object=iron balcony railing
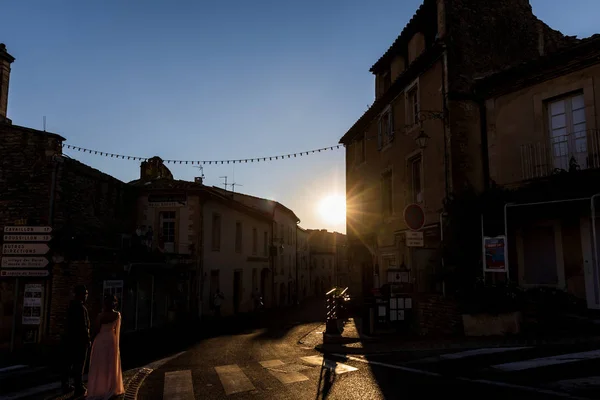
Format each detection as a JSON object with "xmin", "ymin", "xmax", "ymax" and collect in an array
[{"xmin": 520, "ymin": 129, "xmax": 600, "ymax": 180}]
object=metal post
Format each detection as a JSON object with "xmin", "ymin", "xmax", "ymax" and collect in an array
[
  {"xmin": 9, "ymin": 278, "xmax": 19, "ymax": 353},
  {"xmin": 134, "ymin": 280, "xmax": 139, "ymax": 331},
  {"xmin": 150, "ymin": 275, "xmax": 155, "ymax": 327},
  {"xmin": 481, "ymin": 214, "xmax": 486, "ymax": 283}
]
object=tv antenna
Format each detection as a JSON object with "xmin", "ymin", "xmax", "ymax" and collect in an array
[
  {"xmin": 196, "ymin": 166, "xmax": 205, "ymax": 178},
  {"xmin": 231, "ymin": 182, "xmax": 243, "ymax": 193},
  {"xmin": 220, "ymin": 176, "xmax": 229, "ymax": 190}
]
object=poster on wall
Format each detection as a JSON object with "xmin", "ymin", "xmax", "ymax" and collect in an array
[
  {"xmin": 103, "ymin": 280, "xmax": 124, "ymax": 311},
  {"xmin": 483, "ymin": 236, "xmax": 508, "ymax": 273},
  {"xmin": 22, "ymin": 284, "xmax": 43, "ymax": 325}
]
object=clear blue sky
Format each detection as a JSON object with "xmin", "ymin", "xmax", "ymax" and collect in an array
[{"xmin": 1, "ymin": 0, "xmax": 598, "ymax": 233}]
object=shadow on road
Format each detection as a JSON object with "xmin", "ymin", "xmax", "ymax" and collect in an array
[
  {"xmin": 250, "ymin": 298, "xmax": 325, "ymax": 342},
  {"xmin": 315, "ymin": 358, "xmax": 337, "ymax": 400}
]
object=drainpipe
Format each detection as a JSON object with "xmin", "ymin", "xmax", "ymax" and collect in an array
[
  {"xmin": 295, "ymin": 227, "xmax": 299, "ymax": 304},
  {"xmin": 591, "ymin": 193, "xmax": 600, "ymax": 303},
  {"xmin": 503, "ymin": 202, "xmax": 512, "ymax": 282},
  {"xmin": 44, "ymin": 155, "xmax": 61, "ymax": 338},
  {"xmin": 478, "ymin": 97, "xmax": 491, "ymax": 191}
]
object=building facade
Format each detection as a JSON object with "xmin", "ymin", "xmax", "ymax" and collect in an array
[
  {"xmin": 340, "ymin": 0, "xmax": 583, "ymax": 302},
  {"xmin": 475, "ymin": 35, "xmax": 600, "ymax": 309}
]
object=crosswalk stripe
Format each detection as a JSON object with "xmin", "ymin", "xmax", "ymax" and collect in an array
[
  {"xmin": 259, "ymin": 360, "xmax": 309, "ymax": 384},
  {"xmin": 300, "ymin": 355, "xmax": 358, "ymax": 374},
  {"xmin": 163, "ymin": 370, "xmax": 194, "ymax": 400},
  {"xmin": 214, "ymin": 364, "xmax": 256, "ymax": 395},
  {"xmin": 491, "ymin": 349, "xmax": 600, "ymax": 372}
]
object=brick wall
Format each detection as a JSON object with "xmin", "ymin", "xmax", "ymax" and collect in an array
[{"xmin": 415, "ymin": 294, "xmax": 462, "ymax": 336}]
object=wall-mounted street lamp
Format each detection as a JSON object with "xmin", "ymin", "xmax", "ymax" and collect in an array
[{"xmin": 415, "ymin": 130, "xmax": 430, "ymax": 149}]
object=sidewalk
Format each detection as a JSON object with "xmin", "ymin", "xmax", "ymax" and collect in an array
[{"xmin": 302, "ymin": 318, "xmax": 600, "ymax": 355}]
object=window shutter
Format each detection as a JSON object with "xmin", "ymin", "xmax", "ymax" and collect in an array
[
  {"xmin": 377, "ymin": 118, "xmax": 383, "ymax": 150},
  {"xmin": 389, "ymin": 107, "xmax": 395, "ymax": 141}
]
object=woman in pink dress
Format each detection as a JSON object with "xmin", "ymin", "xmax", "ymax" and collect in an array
[{"xmin": 87, "ymin": 295, "xmax": 124, "ymax": 400}]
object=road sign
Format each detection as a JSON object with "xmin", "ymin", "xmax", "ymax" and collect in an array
[
  {"xmin": 3, "ymin": 226, "xmax": 52, "ymax": 233},
  {"xmin": 3, "ymin": 234, "xmax": 51, "ymax": 242},
  {"xmin": 405, "ymin": 231, "xmax": 424, "ymax": 247},
  {"xmin": 1, "ymin": 257, "xmax": 49, "ymax": 268},
  {"xmin": 1, "ymin": 270, "xmax": 49, "ymax": 277},
  {"xmin": 2, "ymin": 243, "xmax": 50, "ymax": 255},
  {"xmin": 403, "ymin": 203, "xmax": 425, "ymax": 231}
]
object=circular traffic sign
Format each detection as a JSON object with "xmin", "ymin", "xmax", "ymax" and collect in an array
[{"xmin": 404, "ymin": 203, "xmax": 425, "ymax": 231}]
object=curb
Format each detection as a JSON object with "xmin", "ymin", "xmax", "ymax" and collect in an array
[
  {"xmin": 313, "ymin": 335, "xmax": 600, "ymax": 356},
  {"xmin": 297, "ymin": 323, "xmax": 325, "ymax": 347}
]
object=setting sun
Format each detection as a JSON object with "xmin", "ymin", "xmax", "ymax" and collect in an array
[{"xmin": 318, "ymin": 194, "xmax": 346, "ymax": 225}]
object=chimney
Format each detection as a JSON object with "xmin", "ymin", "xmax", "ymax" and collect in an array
[
  {"xmin": 194, "ymin": 176, "xmax": 204, "ymax": 184},
  {"xmin": 0, "ymin": 44, "xmax": 15, "ymax": 123}
]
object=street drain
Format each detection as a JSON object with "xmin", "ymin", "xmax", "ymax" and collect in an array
[{"xmin": 124, "ymin": 367, "xmax": 153, "ymax": 400}]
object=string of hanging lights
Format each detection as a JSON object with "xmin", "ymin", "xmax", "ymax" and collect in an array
[{"xmin": 60, "ymin": 143, "xmax": 345, "ymax": 165}]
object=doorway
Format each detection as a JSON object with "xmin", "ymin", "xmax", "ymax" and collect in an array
[
  {"xmin": 233, "ymin": 270, "xmax": 242, "ymax": 314},
  {"xmin": 581, "ymin": 217, "xmax": 600, "ymax": 309}
]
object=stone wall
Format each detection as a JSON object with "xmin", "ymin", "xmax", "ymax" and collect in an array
[
  {"xmin": 47, "ymin": 261, "xmax": 94, "ymax": 343},
  {"xmin": 446, "ymin": 0, "xmax": 578, "ymax": 93},
  {"xmin": 53, "ymin": 157, "xmax": 137, "ymax": 252},
  {"xmin": 0, "ymin": 123, "xmax": 63, "ymax": 228},
  {"xmin": 416, "ymin": 294, "xmax": 462, "ymax": 336}
]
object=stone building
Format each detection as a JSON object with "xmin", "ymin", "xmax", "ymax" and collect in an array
[
  {"xmin": 306, "ymin": 229, "xmax": 347, "ymax": 295},
  {"xmin": 0, "ymin": 43, "xmax": 136, "ymax": 352},
  {"xmin": 296, "ymin": 226, "xmax": 310, "ymax": 301},
  {"xmin": 338, "ymin": 0, "xmax": 593, "ymax": 333},
  {"xmin": 210, "ymin": 187, "xmax": 301, "ymax": 308},
  {"xmin": 475, "ymin": 35, "xmax": 600, "ymax": 309}
]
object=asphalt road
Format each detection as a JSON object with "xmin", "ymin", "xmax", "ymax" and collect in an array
[{"xmin": 136, "ymin": 303, "xmax": 574, "ymax": 400}]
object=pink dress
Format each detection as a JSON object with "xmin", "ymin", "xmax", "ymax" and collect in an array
[{"xmin": 87, "ymin": 313, "xmax": 124, "ymax": 400}]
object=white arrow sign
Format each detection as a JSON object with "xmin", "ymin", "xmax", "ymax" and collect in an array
[
  {"xmin": 0, "ymin": 270, "xmax": 49, "ymax": 278},
  {"xmin": 3, "ymin": 235, "xmax": 51, "ymax": 242},
  {"xmin": 2, "ymin": 243, "xmax": 50, "ymax": 255},
  {"xmin": 3, "ymin": 226, "xmax": 52, "ymax": 233},
  {"xmin": 1, "ymin": 257, "xmax": 49, "ymax": 268}
]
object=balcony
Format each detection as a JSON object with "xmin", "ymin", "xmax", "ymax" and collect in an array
[{"xmin": 520, "ymin": 129, "xmax": 600, "ymax": 180}]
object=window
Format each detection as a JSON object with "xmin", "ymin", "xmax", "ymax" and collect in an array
[
  {"xmin": 212, "ymin": 213, "xmax": 221, "ymax": 251},
  {"xmin": 235, "ymin": 221, "xmax": 243, "ymax": 253},
  {"xmin": 410, "ymin": 155, "xmax": 423, "ymax": 203},
  {"xmin": 406, "ymin": 84, "xmax": 420, "ymax": 127},
  {"xmin": 280, "ymin": 225, "xmax": 284, "ymax": 244},
  {"xmin": 548, "ymin": 93, "xmax": 587, "ymax": 170},
  {"xmin": 381, "ymin": 71, "xmax": 391, "ymax": 94},
  {"xmin": 263, "ymin": 231, "xmax": 268, "ymax": 256},
  {"xmin": 377, "ymin": 107, "xmax": 394, "ymax": 149},
  {"xmin": 328, "ymin": 259, "xmax": 332, "ymax": 269},
  {"xmin": 252, "ymin": 228, "xmax": 258, "ymax": 255},
  {"xmin": 381, "ymin": 170, "xmax": 393, "ymax": 216},
  {"xmin": 159, "ymin": 211, "xmax": 176, "ymax": 253},
  {"xmin": 355, "ymin": 133, "xmax": 366, "ymax": 164}
]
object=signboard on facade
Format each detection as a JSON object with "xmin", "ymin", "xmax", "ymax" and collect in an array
[
  {"xmin": 483, "ymin": 236, "xmax": 508, "ymax": 272},
  {"xmin": 1, "ymin": 270, "xmax": 49, "ymax": 277},
  {"xmin": 403, "ymin": 203, "xmax": 425, "ymax": 231},
  {"xmin": 405, "ymin": 231, "xmax": 424, "ymax": 247},
  {"xmin": 148, "ymin": 194, "xmax": 186, "ymax": 208},
  {"xmin": 2, "ymin": 243, "xmax": 50, "ymax": 255},
  {"xmin": 1, "ymin": 257, "xmax": 49, "ymax": 268},
  {"xmin": 4, "ymin": 226, "xmax": 52, "ymax": 233},
  {"xmin": 3, "ymin": 234, "xmax": 52, "ymax": 242},
  {"xmin": 22, "ymin": 284, "xmax": 43, "ymax": 325},
  {"xmin": 103, "ymin": 280, "xmax": 124, "ymax": 311}
]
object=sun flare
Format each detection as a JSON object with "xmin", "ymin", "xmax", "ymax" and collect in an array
[{"xmin": 318, "ymin": 194, "xmax": 346, "ymax": 225}]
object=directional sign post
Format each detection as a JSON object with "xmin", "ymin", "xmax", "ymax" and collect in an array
[
  {"xmin": 3, "ymin": 234, "xmax": 52, "ymax": 242},
  {"xmin": 2, "ymin": 243, "xmax": 50, "ymax": 255},
  {"xmin": 1, "ymin": 257, "xmax": 50, "ymax": 268},
  {"xmin": 3, "ymin": 226, "xmax": 52, "ymax": 234},
  {"xmin": 1, "ymin": 270, "xmax": 49, "ymax": 277}
]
